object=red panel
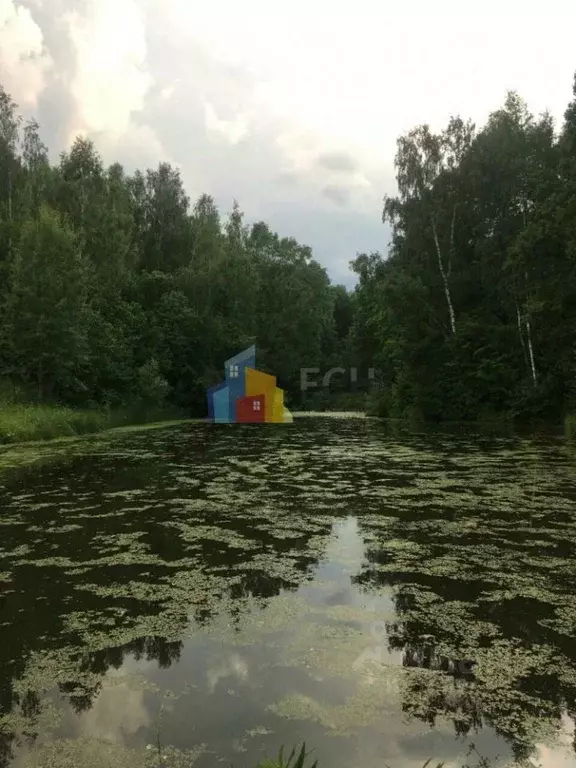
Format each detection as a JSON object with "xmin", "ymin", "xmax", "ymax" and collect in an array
[{"xmin": 236, "ymin": 394, "xmax": 265, "ymax": 423}]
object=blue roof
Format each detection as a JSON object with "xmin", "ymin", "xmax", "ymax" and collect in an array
[{"xmin": 224, "ymin": 345, "xmax": 256, "ymax": 369}]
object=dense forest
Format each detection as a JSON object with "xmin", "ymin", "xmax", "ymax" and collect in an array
[
  {"xmin": 354, "ymin": 75, "xmax": 576, "ymax": 423},
  {"xmin": 0, "ymin": 84, "xmax": 354, "ymax": 416},
  {"xmin": 1, "ymin": 74, "xmax": 576, "ymax": 423}
]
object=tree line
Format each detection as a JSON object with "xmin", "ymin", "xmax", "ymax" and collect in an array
[
  {"xmin": 352, "ymin": 75, "xmax": 576, "ymax": 422},
  {"xmin": 1, "ymin": 74, "xmax": 576, "ymax": 422},
  {"xmin": 0, "ymin": 84, "xmax": 354, "ymax": 415}
]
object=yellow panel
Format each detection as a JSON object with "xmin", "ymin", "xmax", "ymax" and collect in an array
[
  {"xmin": 244, "ymin": 369, "xmax": 290, "ymax": 423},
  {"xmin": 246, "ymin": 368, "xmax": 277, "ymax": 421},
  {"xmin": 271, "ymin": 388, "xmax": 285, "ymax": 423}
]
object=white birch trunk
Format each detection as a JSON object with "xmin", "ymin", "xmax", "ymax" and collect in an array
[
  {"xmin": 431, "ymin": 217, "xmax": 456, "ymax": 334},
  {"xmin": 448, "ymin": 204, "xmax": 456, "ymax": 278},
  {"xmin": 523, "ymin": 271, "xmax": 537, "ymax": 385},
  {"xmin": 515, "ymin": 300, "xmax": 529, "ymax": 370},
  {"xmin": 525, "ymin": 317, "xmax": 537, "ymax": 385}
]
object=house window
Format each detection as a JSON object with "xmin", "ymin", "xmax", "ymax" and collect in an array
[
  {"xmin": 253, "ymin": 401, "xmax": 261, "ymax": 411},
  {"xmin": 229, "ymin": 364, "xmax": 239, "ymax": 378}
]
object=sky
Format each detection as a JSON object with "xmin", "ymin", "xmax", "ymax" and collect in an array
[{"xmin": 1, "ymin": 0, "xmax": 576, "ymax": 286}]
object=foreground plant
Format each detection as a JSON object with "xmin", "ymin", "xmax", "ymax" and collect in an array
[
  {"xmin": 254, "ymin": 745, "xmax": 507, "ymax": 768},
  {"xmin": 256, "ymin": 746, "xmax": 453, "ymax": 768},
  {"xmin": 256, "ymin": 743, "xmax": 318, "ymax": 768}
]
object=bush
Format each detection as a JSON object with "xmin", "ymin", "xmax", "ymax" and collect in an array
[{"xmin": 134, "ymin": 358, "xmax": 171, "ymax": 406}]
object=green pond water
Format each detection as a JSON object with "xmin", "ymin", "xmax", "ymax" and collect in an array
[{"xmin": 1, "ymin": 417, "xmax": 576, "ymax": 768}]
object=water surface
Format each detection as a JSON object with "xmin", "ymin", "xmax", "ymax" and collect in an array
[{"xmin": 1, "ymin": 417, "xmax": 576, "ymax": 768}]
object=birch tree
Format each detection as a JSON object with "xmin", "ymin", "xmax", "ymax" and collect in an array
[
  {"xmin": 0, "ymin": 86, "xmax": 21, "ymax": 267},
  {"xmin": 383, "ymin": 119, "xmax": 474, "ymax": 335}
]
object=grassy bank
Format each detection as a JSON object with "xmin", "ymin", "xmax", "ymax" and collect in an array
[{"xmin": 0, "ymin": 403, "xmax": 190, "ymax": 445}]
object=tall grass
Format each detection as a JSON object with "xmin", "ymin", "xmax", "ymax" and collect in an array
[
  {"xmin": 0, "ymin": 402, "xmax": 189, "ymax": 445},
  {"xmin": 0, "ymin": 404, "xmax": 110, "ymax": 444},
  {"xmin": 565, "ymin": 413, "xmax": 576, "ymax": 439}
]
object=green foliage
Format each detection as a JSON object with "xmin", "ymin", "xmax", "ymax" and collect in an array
[
  {"xmin": 255, "ymin": 750, "xmax": 465, "ymax": 768},
  {"xmin": 2, "ymin": 71, "xmax": 576, "ymax": 427},
  {"xmin": 0, "ymin": 402, "xmax": 188, "ymax": 444},
  {"xmin": 417, "ymin": 762, "xmax": 445, "ymax": 768},
  {"xmin": 3, "ymin": 205, "xmax": 92, "ymax": 402},
  {"xmin": 353, "ymin": 73, "xmax": 576, "ymax": 423},
  {"xmin": 135, "ymin": 357, "xmax": 170, "ymax": 403},
  {"xmin": 0, "ymin": 83, "xmax": 347, "ymax": 424},
  {"xmin": 256, "ymin": 743, "xmax": 318, "ymax": 768}
]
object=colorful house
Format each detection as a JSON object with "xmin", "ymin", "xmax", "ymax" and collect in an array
[{"xmin": 206, "ymin": 346, "xmax": 292, "ymax": 424}]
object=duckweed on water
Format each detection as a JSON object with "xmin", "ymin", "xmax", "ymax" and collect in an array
[{"xmin": 1, "ymin": 420, "xmax": 576, "ymax": 767}]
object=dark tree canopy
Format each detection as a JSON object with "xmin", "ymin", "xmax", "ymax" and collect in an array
[
  {"xmin": 2, "ymin": 72, "xmax": 576, "ymax": 423},
  {"xmin": 353, "ymin": 76, "xmax": 576, "ymax": 422},
  {"xmin": 0, "ymin": 83, "xmax": 344, "ymax": 414}
]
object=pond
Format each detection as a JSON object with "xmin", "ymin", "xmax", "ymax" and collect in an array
[{"xmin": 1, "ymin": 416, "xmax": 576, "ymax": 768}]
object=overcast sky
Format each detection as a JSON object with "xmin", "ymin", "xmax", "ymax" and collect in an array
[{"xmin": 1, "ymin": 0, "xmax": 576, "ymax": 285}]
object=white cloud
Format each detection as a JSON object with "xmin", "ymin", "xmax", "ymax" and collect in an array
[
  {"xmin": 0, "ymin": 0, "xmax": 52, "ymax": 105},
  {"xmin": 63, "ymin": 0, "xmax": 153, "ymax": 141},
  {"xmin": 2, "ymin": 0, "xmax": 576, "ymax": 283},
  {"xmin": 533, "ymin": 712, "xmax": 576, "ymax": 768},
  {"xmin": 165, "ymin": 0, "xmax": 576, "ymax": 163},
  {"xmin": 95, "ymin": 122, "xmax": 171, "ymax": 171},
  {"xmin": 204, "ymin": 101, "xmax": 250, "ymax": 145},
  {"xmin": 206, "ymin": 653, "xmax": 249, "ymax": 693},
  {"xmin": 160, "ymin": 81, "xmax": 179, "ymax": 100},
  {"xmin": 78, "ymin": 677, "xmax": 151, "ymax": 742}
]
